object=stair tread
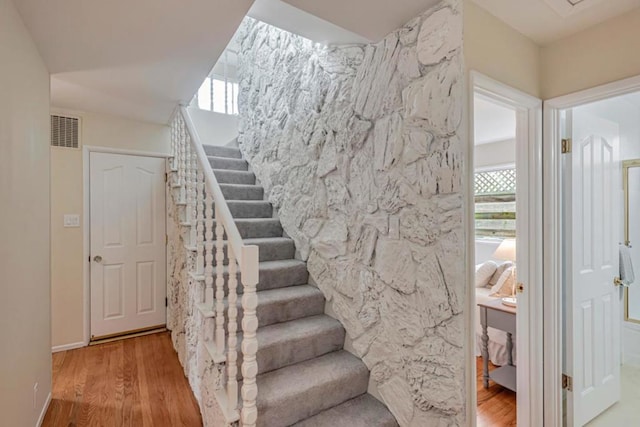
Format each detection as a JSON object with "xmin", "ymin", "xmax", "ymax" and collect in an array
[
  {"xmin": 218, "ymin": 258, "xmax": 305, "ymax": 272},
  {"xmin": 208, "ymin": 156, "xmax": 248, "ymax": 171},
  {"xmin": 225, "ymin": 200, "xmax": 270, "ymax": 205},
  {"xmin": 213, "ymin": 169, "xmax": 253, "ymax": 175},
  {"xmin": 223, "ymin": 218, "xmax": 280, "ymax": 225},
  {"xmin": 241, "ymin": 237, "xmax": 293, "ymax": 245},
  {"xmin": 253, "ymin": 350, "xmax": 369, "ymax": 426},
  {"xmin": 254, "ymin": 285, "xmax": 324, "ymax": 328},
  {"xmin": 213, "ymin": 169, "xmax": 255, "ymax": 185},
  {"xmin": 257, "ymin": 314, "xmax": 342, "ymax": 349},
  {"xmin": 292, "ymin": 394, "xmax": 399, "ymax": 427},
  {"xmin": 256, "ymin": 350, "xmax": 366, "ymax": 395},
  {"xmin": 255, "ymin": 284, "xmax": 323, "ymax": 306},
  {"xmin": 216, "ymin": 259, "xmax": 308, "ymax": 291},
  {"xmin": 219, "ymin": 183, "xmax": 262, "ymax": 189},
  {"xmin": 203, "ymin": 145, "xmax": 242, "ymax": 159}
]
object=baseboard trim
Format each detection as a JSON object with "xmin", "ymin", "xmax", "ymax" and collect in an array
[
  {"xmin": 52, "ymin": 341, "xmax": 86, "ymax": 353},
  {"xmin": 36, "ymin": 392, "xmax": 51, "ymax": 426}
]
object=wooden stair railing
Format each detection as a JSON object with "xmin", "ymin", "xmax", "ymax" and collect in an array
[{"xmin": 170, "ymin": 106, "xmax": 259, "ymax": 426}]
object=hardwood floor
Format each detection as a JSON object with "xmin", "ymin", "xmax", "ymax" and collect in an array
[
  {"xmin": 476, "ymin": 357, "xmax": 517, "ymax": 427},
  {"xmin": 43, "ymin": 332, "xmax": 202, "ymax": 427}
]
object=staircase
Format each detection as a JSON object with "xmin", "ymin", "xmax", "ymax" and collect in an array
[{"xmin": 205, "ymin": 144, "xmax": 398, "ymax": 427}]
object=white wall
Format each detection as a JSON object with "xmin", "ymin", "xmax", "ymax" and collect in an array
[
  {"xmin": 541, "ymin": 8, "xmax": 640, "ymax": 100},
  {"xmin": 464, "ymin": 0, "xmax": 541, "ymax": 98},
  {"xmin": 188, "ymin": 107, "xmax": 239, "ymax": 146},
  {"xmin": 474, "ymin": 138, "xmax": 516, "ymax": 170},
  {"xmin": 0, "ymin": 0, "xmax": 52, "ymax": 424},
  {"xmin": 50, "ymin": 110, "xmax": 170, "ymax": 348}
]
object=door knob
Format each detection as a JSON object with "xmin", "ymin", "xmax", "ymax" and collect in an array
[
  {"xmin": 614, "ymin": 277, "xmax": 623, "ymax": 287},
  {"xmin": 93, "ymin": 255, "xmax": 103, "ymax": 263}
]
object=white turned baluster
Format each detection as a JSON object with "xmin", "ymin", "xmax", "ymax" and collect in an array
[
  {"xmin": 204, "ymin": 188, "xmax": 214, "ymax": 307},
  {"xmin": 196, "ymin": 169, "xmax": 205, "ymax": 276},
  {"xmin": 226, "ymin": 248, "xmax": 239, "ymax": 414},
  {"xmin": 215, "ymin": 206, "xmax": 226, "ymax": 356},
  {"xmin": 170, "ymin": 119, "xmax": 175, "ymax": 169},
  {"xmin": 173, "ymin": 119, "xmax": 179, "ymax": 170},
  {"xmin": 185, "ymin": 142, "xmax": 193, "ymax": 229},
  {"xmin": 179, "ymin": 120, "xmax": 187, "ymax": 203},
  {"xmin": 241, "ymin": 246, "xmax": 260, "ymax": 427},
  {"xmin": 189, "ymin": 147, "xmax": 198, "ymax": 246}
]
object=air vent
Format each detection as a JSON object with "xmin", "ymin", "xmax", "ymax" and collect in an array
[
  {"xmin": 51, "ymin": 115, "xmax": 80, "ymax": 148},
  {"xmin": 544, "ymin": 0, "xmax": 604, "ymax": 17}
]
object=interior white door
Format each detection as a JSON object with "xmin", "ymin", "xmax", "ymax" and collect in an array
[
  {"xmin": 566, "ymin": 108, "xmax": 621, "ymax": 426},
  {"xmin": 90, "ymin": 152, "xmax": 167, "ymax": 339}
]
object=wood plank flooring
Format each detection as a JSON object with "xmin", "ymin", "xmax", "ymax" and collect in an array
[
  {"xmin": 43, "ymin": 332, "xmax": 202, "ymax": 427},
  {"xmin": 476, "ymin": 357, "xmax": 517, "ymax": 427}
]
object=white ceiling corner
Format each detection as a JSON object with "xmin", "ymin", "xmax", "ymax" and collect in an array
[{"xmin": 471, "ymin": 0, "xmax": 640, "ymax": 45}]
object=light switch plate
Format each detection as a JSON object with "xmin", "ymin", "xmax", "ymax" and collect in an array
[{"xmin": 64, "ymin": 214, "xmax": 80, "ymax": 228}]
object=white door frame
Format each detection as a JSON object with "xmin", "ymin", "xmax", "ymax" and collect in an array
[
  {"xmin": 466, "ymin": 71, "xmax": 544, "ymax": 426},
  {"xmin": 82, "ymin": 145, "xmax": 170, "ymax": 345},
  {"xmin": 543, "ymin": 74, "xmax": 640, "ymax": 425}
]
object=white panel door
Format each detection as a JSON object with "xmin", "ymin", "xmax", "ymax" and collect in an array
[
  {"xmin": 90, "ymin": 152, "xmax": 166, "ymax": 339},
  {"xmin": 566, "ymin": 108, "xmax": 621, "ymax": 426}
]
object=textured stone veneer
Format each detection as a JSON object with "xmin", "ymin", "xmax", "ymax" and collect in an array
[{"xmin": 236, "ymin": 1, "xmax": 465, "ymax": 425}]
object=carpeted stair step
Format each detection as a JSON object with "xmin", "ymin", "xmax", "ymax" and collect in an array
[
  {"xmin": 203, "ymin": 145, "xmax": 242, "ymax": 159},
  {"xmin": 222, "ymin": 286, "xmax": 326, "ymax": 352},
  {"xmin": 292, "ymin": 394, "xmax": 399, "ymax": 427},
  {"xmin": 214, "ymin": 218, "xmax": 282, "ymax": 239},
  {"xmin": 219, "ymin": 183, "xmax": 264, "ymax": 201},
  {"xmin": 217, "ymin": 237, "xmax": 294, "ymax": 265},
  {"xmin": 252, "ymin": 351, "xmax": 370, "ymax": 427},
  {"xmin": 215, "ymin": 200, "xmax": 272, "ymax": 218},
  {"xmin": 215, "ymin": 259, "xmax": 309, "ymax": 293},
  {"xmin": 208, "ymin": 156, "xmax": 248, "ymax": 171},
  {"xmin": 254, "ymin": 315, "xmax": 345, "ymax": 375},
  {"xmin": 213, "ymin": 169, "xmax": 255, "ymax": 185},
  {"xmin": 253, "ymin": 285, "xmax": 325, "ymax": 328}
]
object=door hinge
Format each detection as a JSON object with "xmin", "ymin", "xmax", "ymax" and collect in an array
[
  {"xmin": 562, "ymin": 374, "xmax": 573, "ymax": 391},
  {"xmin": 165, "ymin": 172, "xmax": 168, "ymax": 183},
  {"xmin": 166, "ymin": 234, "xmax": 169, "ymax": 245},
  {"xmin": 165, "ymin": 297, "xmax": 168, "ymax": 307},
  {"xmin": 561, "ymin": 138, "xmax": 572, "ymax": 154}
]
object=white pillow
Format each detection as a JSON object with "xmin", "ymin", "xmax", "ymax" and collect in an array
[
  {"xmin": 489, "ymin": 261, "xmax": 514, "ymax": 286},
  {"xmin": 491, "ymin": 266, "xmax": 517, "ymax": 297},
  {"xmin": 475, "ymin": 261, "xmax": 498, "ymax": 288}
]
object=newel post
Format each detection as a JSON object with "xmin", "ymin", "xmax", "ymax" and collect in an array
[{"xmin": 240, "ymin": 245, "xmax": 260, "ymax": 427}]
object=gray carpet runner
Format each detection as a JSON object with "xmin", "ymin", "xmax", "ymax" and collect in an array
[{"xmin": 204, "ymin": 144, "xmax": 398, "ymax": 427}]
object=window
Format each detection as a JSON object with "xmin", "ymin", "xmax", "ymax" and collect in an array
[
  {"xmin": 474, "ymin": 168, "xmax": 516, "ymax": 238},
  {"xmin": 195, "ymin": 76, "xmax": 239, "ymax": 115}
]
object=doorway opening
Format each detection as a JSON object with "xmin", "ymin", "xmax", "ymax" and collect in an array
[
  {"xmin": 555, "ymin": 91, "xmax": 640, "ymax": 426},
  {"xmin": 468, "ymin": 72, "xmax": 544, "ymax": 427},
  {"xmin": 473, "ymin": 93, "xmax": 518, "ymax": 426},
  {"xmin": 86, "ymin": 150, "xmax": 168, "ymax": 343}
]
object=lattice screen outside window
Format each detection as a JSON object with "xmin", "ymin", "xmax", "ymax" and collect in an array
[{"xmin": 474, "ymin": 168, "xmax": 516, "ymax": 238}]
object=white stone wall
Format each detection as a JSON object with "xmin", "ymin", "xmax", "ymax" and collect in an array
[{"xmin": 236, "ymin": 1, "xmax": 466, "ymax": 425}]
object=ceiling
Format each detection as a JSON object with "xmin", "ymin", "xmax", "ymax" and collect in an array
[
  {"xmin": 248, "ymin": 0, "xmax": 370, "ymax": 45},
  {"xmin": 13, "ymin": 0, "xmax": 445, "ymax": 124},
  {"xmin": 278, "ymin": 0, "xmax": 442, "ymax": 42},
  {"xmin": 471, "ymin": 0, "xmax": 640, "ymax": 45},
  {"xmin": 474, "ymin": 95, "xmax": 516, "ymax": 145},
  {"xmin": 14, "ymin": 0, "xmax": 254, "ymax": 124}
]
